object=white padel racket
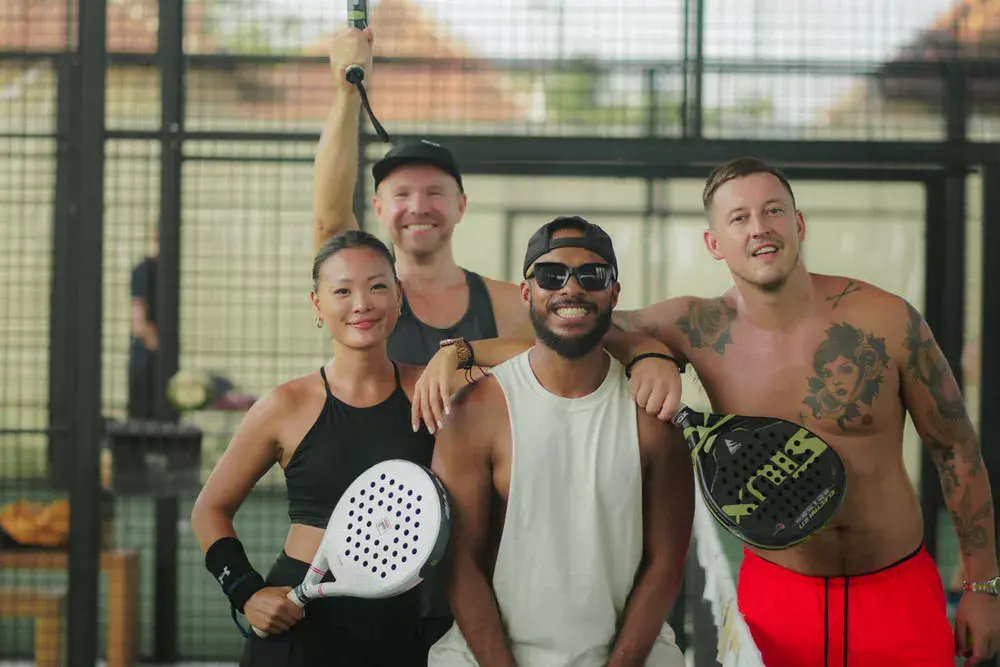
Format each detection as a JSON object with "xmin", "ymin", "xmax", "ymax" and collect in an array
[{"xmin": 252, "ymin": 459, "xmax": 452, "ymax": 638}]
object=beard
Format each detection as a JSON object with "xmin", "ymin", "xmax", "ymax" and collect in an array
[{"xmin": 529, "ymin": 295, "xmax": 613, "ymax": 360}]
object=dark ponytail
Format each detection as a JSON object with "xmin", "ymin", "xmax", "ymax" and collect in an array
[{"xmin": 312, "ymin": 230, "xmax": 397, "ymax": 290}]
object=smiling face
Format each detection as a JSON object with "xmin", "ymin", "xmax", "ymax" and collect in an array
[
  {"xmin": 310, "ymin": 246, "xmax": 402, "ymax": 351},
  {"xmin": 521, "ymin": 229, "xmax": 620, "ymax": 360},
  {"xmin": 372, "ymin": 164, "xmax": 467, "ymax": 261},
  {"xmin": 703, "ymin": 171, "xmax": 806, "ymax": 293}
]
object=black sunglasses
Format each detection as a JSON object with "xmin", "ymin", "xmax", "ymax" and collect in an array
[{"xmin": 527, "ymin": 262, "xmax": 616, "ymax": 291}]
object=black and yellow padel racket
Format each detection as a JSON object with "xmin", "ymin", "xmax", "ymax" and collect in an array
[
  {"xmin": 347, "ymin": 0, "xmax": 368, "ymax": 30},
  {"xmin": 672, "ymin": 404, "xmax": 847, "ymax": 550}
]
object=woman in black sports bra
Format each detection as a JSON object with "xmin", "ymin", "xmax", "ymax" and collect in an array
[{"xmin": 190, "ymin": 230, "xmax": 531, "ymax": 667}]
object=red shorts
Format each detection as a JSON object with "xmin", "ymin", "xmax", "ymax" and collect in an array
[{"xmin": 736, "ymin": 544, "xmax": 954, "ymax": 667}]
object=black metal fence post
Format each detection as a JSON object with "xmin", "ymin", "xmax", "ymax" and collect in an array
[
  {"xmin": 47, "ymin": 54, "xmax": 77, "ymax": 491},
  {"xmin": 67, "ymin": 0, "xmax": 107, "ymax": 664},
  {"xmin": 153, "ymin": 0, "xmax": 186, "ymax": 660},
  {"xmin": 979, "ymin": 162, "xmax": 1000, "ymax": 667}
]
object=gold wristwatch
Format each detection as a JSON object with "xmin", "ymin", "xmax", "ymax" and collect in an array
[
  {"xmin": 439, "ymin": 338, "xmax": 474, "ymax": 370},
  {"xmin": 962, "ymin": 576, "xmax": 1000, "ymax": 596}
]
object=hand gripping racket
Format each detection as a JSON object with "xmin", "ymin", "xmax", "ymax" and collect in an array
[
  {"xmin": 345, "ymin": 0, "xmax": 369, "ymax": 84},
  {"xmin": 252, "ymin": 459, "xmax": 451, "ymax": 638},
  {"xmin": 672, "ymin": 404, "xmax": 846, "ymax": 550}
]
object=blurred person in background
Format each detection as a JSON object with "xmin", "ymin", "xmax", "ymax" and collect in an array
[
  {"xmin": 317, "ymin": 26, "xmax": 686, "ymax": 651},
  {"xmin": 610, "ymin": 157, "xmax": 1000, "ymax": 666},
  {"xmin": 128, "ymin": 226, "xmax": 161, "ymax": 419}
]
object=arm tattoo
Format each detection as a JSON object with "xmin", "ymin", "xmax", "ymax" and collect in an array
[
  {"xmin": 951, "ymin": 486, "xmax": 992, "ymax": 556},
  {"xmin": 674, "ymin": 298, "xmax": 736, "ymax": 356},
  {"xmin": 612, "ymin": 310, "xmax": 661, "ymax": 340},
  {"xmin": 825, "ymin": 280, "xmax": 862, "ymax": 309},
  {"xmin": 925, "ymin": 436, "xmax": 961, "ymax": 500},
  {"xmin": 903, "ymin": 303, "xmax": 965, "ymax": 420},
  {"xmin": 903, "ymin": 303, "xmax": 981, "ymax": 472},
  {"xmin": 902, "ymin": 304, "xmax": 991, "ymax": 559},
  {"xmin": 925, "ymin": 406, "xmax": 982, "ymax": 476},
  {"xmin": 802, "ymin": 323, "xmax": 889, "ymax": 431}
]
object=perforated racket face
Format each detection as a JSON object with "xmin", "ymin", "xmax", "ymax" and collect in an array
[
  {"xmin": 688, "ymin": 414, "xmax": 846, "ymax": 549},
  {"xmin": 323, "ymin": 459, "xmax": 450, "ymax": 597}
]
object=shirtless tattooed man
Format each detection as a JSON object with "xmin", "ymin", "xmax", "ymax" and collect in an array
[{"xmin": 613, "ymin": 157, "xmax": 1000, "ymax": 666}]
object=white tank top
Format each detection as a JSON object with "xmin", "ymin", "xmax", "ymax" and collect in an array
[{"xmin": 429, "ymin": 349, "xmax": 683, "ymax": 667}]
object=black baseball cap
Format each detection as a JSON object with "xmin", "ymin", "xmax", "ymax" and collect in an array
[
  {"xmin": 522, "ymin": 216, "xmax": 618, "ymax": 278},
  {"xmin": 372, "ymin": 140, "xmax": 464, "ymax": 192}
]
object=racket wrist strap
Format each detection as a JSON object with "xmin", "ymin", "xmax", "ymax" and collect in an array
[
  {"xmin": 205, "ymin": 536, "xmax": 266, "ymax": 613},
  {"xmin": 625, "ymin": 352, "xmax": 685, "ymax": 378}
]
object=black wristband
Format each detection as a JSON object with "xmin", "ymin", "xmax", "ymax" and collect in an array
[
  {"xmin": 624, "ymin": 352, "xmax": 685, "ymax": 378},
  {"xmin": 205, "ymin": 536, "xmax": 266, "ymax": 614}
]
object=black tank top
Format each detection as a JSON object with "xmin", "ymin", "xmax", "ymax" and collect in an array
[
  {"xmin": 386, "ymin": 269, "xmax": 499, "ymax": 365},
  {"xmin": 285, "ymin": 364, "xmax": 435, "ymax": 528}
]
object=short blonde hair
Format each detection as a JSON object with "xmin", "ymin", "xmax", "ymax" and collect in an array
[{"xmin": 702, "ymin": 157, "xmax": 796, "ymax": 213}]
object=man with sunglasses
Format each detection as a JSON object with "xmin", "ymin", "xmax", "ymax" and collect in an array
[{"xmin": 426, "ymin": 216, "xmax": 691, "ymax": 667}]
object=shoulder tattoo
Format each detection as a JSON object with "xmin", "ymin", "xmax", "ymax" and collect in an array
[
  {"xmin": 825, "ymin": 280, "xmax": 862, "ymax": 309},
  {"xmin": 674, "ymin": 298, "xmax": 737, "ymax": 356},
  {"xmin": 803, "ymin": 322, "xmax": 890, "ymax": 431}
]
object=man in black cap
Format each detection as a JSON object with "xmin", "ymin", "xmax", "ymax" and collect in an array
[
  {"xmin": 319, "ymin": 28, "xmax": 687, "ymax": 654},
  {"xmin": 319, "ymin": 30, "xmax": 531, "ymax": 368},
  {"xmin": 427, "ymin": 215, "xmax": 691, "ymax": 667}
]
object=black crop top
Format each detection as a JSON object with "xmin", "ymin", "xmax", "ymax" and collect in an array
[{"xmin": 285, "ymin": 364, "xmax": 435, "ymax": 528}]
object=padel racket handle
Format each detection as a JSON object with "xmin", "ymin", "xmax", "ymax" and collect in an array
[
  {"xmin": 288, "ymin": 584, "xmax": 309, "ymax": 607},
  {"xmin": 345, "ymin": 64, "xmax": 365, "ymax": 85},
  {"xmin": 671, "ymin": 403, "xmax": 695, "ymax": 428},
  {"xmin": 348, "ymin": 0, "xmax": 368, "ymax": 30},
  {"xmin": 248, "ymin": 587, "xmax": 307, "ymax": 639}
]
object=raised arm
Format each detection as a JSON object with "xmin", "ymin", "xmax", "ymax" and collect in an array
[
  {"xmin": 893, "ymin": 299, "xmax": 1000, "ymax": 660},
  {"xmin": 190, "ymin": 388, "xmax": 303, "ymax": 634},
  {"xmin": 608, "ymin": 413, "xmax": 694, "ymax": 667},
  {"xmin": 432, "ymin": 380, "xmax": 517, "ymax": 667},
  {"xmin": 313, "ymin": 28, "xmax": 374, "ymax": 251}
]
